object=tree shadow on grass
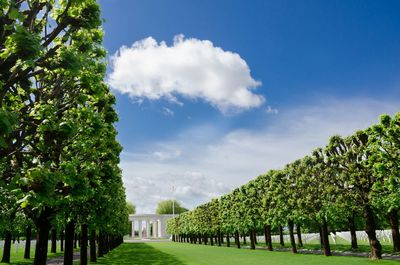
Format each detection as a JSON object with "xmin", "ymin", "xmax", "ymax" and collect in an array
[{"xmin": 95, "ymin": 243, "xmax": 185, "ymax": 265}]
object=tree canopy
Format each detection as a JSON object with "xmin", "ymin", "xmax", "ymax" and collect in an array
[
  {"xmin": 0, "ymin": 1, "xmax": 128, "ymax": 265},
  {"xmin": 156, "ymin": 200, "xmax": 188, "ymax": 215},
  {"xmin": 167, "ymin": 112, "xmax": 400, "ymax": 260}
]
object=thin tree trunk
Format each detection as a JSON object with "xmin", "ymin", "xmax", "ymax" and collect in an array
[
  {"xmin": 364, "ymin": 204, "xmax": 382, "ymax": 259},
  {"xmin": 98, "ymin": 232, "xmax": 105, "ymax": 257},
  {"xmin": 33, "ymin": 211, "xmax": 51, "ymax": 265},
  {"xmin": 348, "ymin": 215, "xmax": 358, "ymax": 249},
  {"xmin": 24, "ymin": 226, "xmax": 31, "ymax": 259},
  {"xmin": 279, "ymin": 226, "xmax": 284, "ymax": 246},
  {"xmin": 250, "ymin": 230, "xmax": 256, "ymax": 249},
  {"xmin": 288, "ymin": 219, "xmax": 297, "ymax": 253},
  {"xmin": 60, "ymin": 231, "xmax": 64, "ymax": 252},
  {"xmin": 51, "ymin": 229, "xmax": 57, "ymax": 253},
  {"xmin": 1, "ymin": 230, "xmax": 12, "ymax": 263},
  {"xmin": 297, "ymin": 224, "xmax": 303, "ymax": 247},
  {"xmin": 264, "ymin": 225, "xmax": 273, "ymax": 251},
  {"xmin": 210, "ymin": 235, "xmax": 214, "ymax": 246},
  {"xmin": 388, "ymin": 209, "xmax": 400, "ymax": 252},
  {"xmin": 226, "ymin": 233, "xmax": 230, "ymax": 247},
  {"xmin": 235, "ymin": 231, "xmax": 240, "ymax": 248},
  {"xmin": 64, "ymin": 221, "xmax": 75, "ymax": 265},
  {"xmin": 74, "ymin": 233, "xmax": 78, "ymax": 249},
  {"xmin": 80, "ymin": 224, "xmax": 88, "ymax": 265},
  {"xmin": 322, "ymin": 219, "xmax": 331, "ymax": 256},
  {"xmin": 253, "ymin": 230, "xmax": 258, "ymax": 245},
  {"xmin": 319, "ymin": 226, "xmax": 323, "ymax": 249},
  {"xmin": 243, "ymin": 235, "xmax": 246, "ymax": 245},
  {"xmin": 90, "ymin": 230, "xmax": 97, "ymax": 262},
  {"xmin": 217, "ymin": 230, "xmax": 221, "ymax": 246}
]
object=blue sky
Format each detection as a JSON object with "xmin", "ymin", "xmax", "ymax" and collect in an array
[{"xmin": 98, "ymin": 0, "xmax": 400, "ymax": 212}]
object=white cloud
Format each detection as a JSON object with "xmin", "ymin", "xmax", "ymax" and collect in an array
[
  {"xmin": 265, "ymin": 105, "xmax": 279, "ymax": 114},
  {"xmin": 108, "ymin": 34, "xmax": 264, "ymax": 113},
  {"xmin": 121, "ymin": 97, "xmax": 400, "ymax": 213},
  {"xmin": 162, "ymin": 107, "xmax": 174, "ymax": 117}
]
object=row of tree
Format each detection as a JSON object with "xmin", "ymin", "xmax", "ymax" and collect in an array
[
  {"xmin": 167, "ymin": 113, "xmax": 400, "ymax": 259},
  {"xmin": 0, "ymin": 1, "xmax": 128, "ymax": 265}
]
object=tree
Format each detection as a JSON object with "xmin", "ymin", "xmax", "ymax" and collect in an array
[
  {"xmin": 127, "ymin": 201, "xmax": 136, "ymax": 214},
  {"xmin": 368, "ymin": 113, "xmax": 400, "ymax": 252},
  {"xmin": 327, "ymin": 132, "xmax": 383, "ymax": 259},
  {"xmin": 0, "ymin": 1, "xmax": 128, "ymax": 265},
  {"xmin": 156, "ymin": 200, "xmax": 188, "ymax": 214}
]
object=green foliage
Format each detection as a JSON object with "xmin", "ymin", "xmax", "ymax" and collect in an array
[
  {"xmin": 126, "ymin": 201, "xmax": 136, "ymax": 214},
  {"xmin": 156, "ymin": 200, "xmax": 188, "ymax": 215},
  {"xmin": 0, "ymin": 0, "xmax": 128, "ymax": 262},
  {"xmin": 168, "ymin": 112, "xmax": 400, "ymax": 258}
]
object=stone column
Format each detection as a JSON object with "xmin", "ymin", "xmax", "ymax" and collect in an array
[
  {"xmin": 158, "ymin": 220, "xmax": 161, "ymax": 238},
  {"xmin": 153, "ymin": 220, "xmax": 158, "ymax": 238},
  {"xmin": 138, "ymin": 220, "xmax": 142, "ymax": 239},
  {"xmin": 159, "ymin": 218, "xmax": 164, "ymax": 238},
  {"xmin": 131, "ymin": 220, "xmax": 135, "ymax": 237},
  {"xmin": 146, "ymin": 220, "xmax": 150, "ymax": 238}
]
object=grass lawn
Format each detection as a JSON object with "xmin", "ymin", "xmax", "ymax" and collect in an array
[
  {"xmin": 0, "ymin": 243, "xmax": 65, "ymax": 265},
  {"xmin": 92, "ymin": 242, "xmax": 400, "ymax": 265}
]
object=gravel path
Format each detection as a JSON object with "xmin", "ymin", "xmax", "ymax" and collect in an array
[
  {"xmin": 250, "ymin": 246, "xmax": 400, "ymax": 260},
  {"xmin": 46, "ymin": 252, "xmax": 80, "ymax": 265}
]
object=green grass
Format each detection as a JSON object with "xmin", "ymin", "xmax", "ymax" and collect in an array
[
  {"xmin": 0, "ymin": 243, "xmax": 67, "ymax": 265},
  {"xmin": 91, "ymin": 242, "xmax": 400, "ymax": 265}
]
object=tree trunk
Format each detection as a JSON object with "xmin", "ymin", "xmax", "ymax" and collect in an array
[
  {"xmin": 24, "ymin": 226, "xmax": 31, "ymax": 259},
  {"xmin": 364, "ymin": 205, "xmax": 382, "ymax": 259},
  {"xmin": 235, "ymin": 231, "xmax": 241, "ymax": 248},
  {"xmin": 319, "ymin": 226, "xmax": 323, "ymax": 249},
  {"xmin": 279, "ymin": 225, "xmax": 284, "ymax": 246},
  {"xmin": 60, "ymin": 231, "xmax": 64, "ymax": 252},
  {"xmin": 98, "ymin": 232, "xmax": 105, "ymax": 257},
  {"xmin": 105, "ymin": 234, "xmax": 110, "ymax": 253},
  {"xmin": 348, "ymin": 215, "xmax": 358, "ymax": 249},
  {"xmin": 264, "ymin": 225, "xmax": 273, "ymax": 251},
  {"xmin": 226, "ymin": 233, "xmax": 230, "ymax": 247},
  {"xmin": 64, "ymin": 221, "xmax": 75, "ymax": 265},
  {"xmin": 250, "ymin": 230, "xmax": 256, "ymax": 249},
  {"xmin": 74, "ymin": 233, "xmax": 78, "ymax": 249},
  {"xmin": 210, "ymin": 235, "xmax": 214, "ymax": 246},
  {"xmin": 1, "ymin": 230, "xmax": 12, "ymax": 263},
  {"xmin": 217, "ymin": 230, "xmax": 221, "ymax": 246},
  {"xmin": 253, "ymin": 230, "xmax": 258, "ymax": 245},
  {"xmin": 33, "ymin": 212, "xmax": 51, "ymax": 265},
  {"xmin": 288, "ymin": 219, "xmax": 297, "ymax": 253},
  {"xmin": 51, "ymin": 229, "xmax": 57, "ymax": 253},
  {"xmin": 321, "ymin": 219, "xmax": 331, "ymax": 256},
  {"xmin": 296, "ymin": 224, "xmax": 303, "ymax": 247},
  {"xmin": 243, "ymin": 235, "xmax": 246, "ymax": 245},
  {"xmin": 80, "ymin": 224, "xmax": 88, "ymax": 265},
  {"xmin": 388, "ymin": 209, "xmax": 400, "ymax": 252},
  {"xmin": 90, "ymin": 230, "xmax": 97, "ymax": 262}
]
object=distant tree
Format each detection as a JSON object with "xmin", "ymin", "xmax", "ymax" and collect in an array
[
  {"xmin": 156, "ymin": 200, "xmax": 188, "ymax": 214},
  {"xmin": 126, "ymin": 202, "xmax": 136, "ymax": 214}
]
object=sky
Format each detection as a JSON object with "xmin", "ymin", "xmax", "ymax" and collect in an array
[{"xmin": 98, "ymin": 0, "xmax": 400, "ymax": 213}]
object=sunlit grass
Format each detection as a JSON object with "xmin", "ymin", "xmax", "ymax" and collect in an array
[
  {"xmin": 0, "ymin": 242, "xmax": 67, "ymax": 265},
  {"xmin": 90, "ymin": 242, "xmax": 400, "ymax": 265}
]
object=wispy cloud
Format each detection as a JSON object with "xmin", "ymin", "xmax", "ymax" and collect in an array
[
  {"xmin": 265, "ymin": 105, "xmax": 279, "ymax": 114},
  {"xmin": 162, "ymin": 107, "xmax": 174, "ymax": 117},
  {"xmin": 108, "ymin": 34, "xmax": 264, "ymax": 113},
  {"xmin": 121, "ymin": 97, "xmax": 399, "ymax": 213}
]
